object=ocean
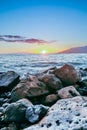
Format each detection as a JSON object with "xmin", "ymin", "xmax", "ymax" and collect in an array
[{"xmin": 0, "ymin": 53, "xmax": 87, "ymax": 78}]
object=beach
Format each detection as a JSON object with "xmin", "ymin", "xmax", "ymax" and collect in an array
[{"xmin": 0, "ymin": 61, "xmax": 87, "ymax": 130}]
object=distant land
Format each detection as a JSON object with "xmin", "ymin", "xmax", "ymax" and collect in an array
[{"xmin": 59, "ymin": 45, "xmax": 87, "ymax": 53}]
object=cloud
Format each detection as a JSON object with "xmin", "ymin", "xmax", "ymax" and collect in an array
[
  {"xmin": 0, "ymin": 35, "xmax": 55, "ymax": 45},
  {"xmin": 0, "ymin": 35, "xmax": 24, "ymax": 39}
]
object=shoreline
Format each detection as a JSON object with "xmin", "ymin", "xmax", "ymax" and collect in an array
[{"xmin": 0, "ymin": 64, "xmax": 87, "ymax": 130}]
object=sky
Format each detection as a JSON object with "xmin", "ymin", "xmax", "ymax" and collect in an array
[{"xmin": 0, "ymin": 0, "xmax": 87, "ymax": 54}]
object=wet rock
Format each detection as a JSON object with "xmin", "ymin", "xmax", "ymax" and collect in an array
[
  {"xmin": 79, "ymin": 68, "xmax": 87, "ymax": 77},
  {"xmin": 11, "ymin": 78, "xmax": 49, "ymax": 102},
  {"xmin": 58, "ymin": 86, "xmax": 80, "ymax": 99},
  {"xmin": 0, "ymin": 71, "xmax": 20, "ymax": 92},
  {"xmin": 25, "ymin": 105, "xmax": 49, "ymax": 124},
  {"xmin": 3, "ymin": 98, "xmax": 33, "ymax": 123},
  {"xmin": 0, "ymin": 108, "xmax": 4, "ymax": 129},
  {"xmin": 77, "ymin": 86, "xmax": 87, "ymax": 96},
  {"xmin": 28, "ymin": 76, "xmax": 40, "ymax": 83},
  {"xmin": 0, "ymin": 107, "xmax": 4, "ymax": 113},
  {"xmin": 0, "ymin": 92, "xmax": 11, "ymax": 99},
  {"xmin": 43, "ymin": 94, "xmax": 58, "ymax": 106},
  {"xmin": 36, "ymin": 67, "xmax": 57, "ymax": 78},
  {"xmin": 17, "ymin": 98, "xmax": 33, "ymax": 106},
  {"xmin": 3, "ymin": 98, "xmax": 9, "ymax": 104},
  {"xmin": 20, "ymin": 122, "xmax": 30, "ymax": 130},
  {"xmin": 8, "ymin": 122, "xmax": 19, "ymax": 130},
  {"xmin": 1, "ymin": 123, "xmax": 18, "ymax": 130},
  {"xmin": 4, "ymin": 92, "xmax": 11, "ymax": 99},
  {"xmin": 42, "ymin": 66, "xmax": 57, "ymax": 74},
  {"xmin": 53, "ymin": 64, "xmax": 81, "ymax": 86},
  {"xmin": 2, "ymin": 103, "xmax": 10, "ymax": 108},
  {"xmin": 77, "ymin": 79, "xmax": 87, "ymax": 96},
  {"xmin": 0, "ymin": 98, "xmax": 4, "ymax": 106},
  {"xmin": 0, "ymin": 127, "xmax": 8, "ymax": 130},
  {"xmin": 23, "ymin": 96, "xmax": 87, "ymax": 130},
  {"xmin": 84, "ymin": 68, "xmax": 87, "ymax": 71},
  {"xmin": 77, "ymin": 79, "xmax": 87, "ymax": 87},
  {"xmin": 39, "ymin": 74, "xmax": 63, "ymax": 92}
]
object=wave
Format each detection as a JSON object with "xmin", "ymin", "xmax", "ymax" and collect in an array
[{"xmin": 0, "ymin": 54, "xmax": 87, "ymax": 78}]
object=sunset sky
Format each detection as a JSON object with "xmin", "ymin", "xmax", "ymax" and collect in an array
[{"xmin": 0, "ymin": 0, "xmax": 87, "ymax": 54}]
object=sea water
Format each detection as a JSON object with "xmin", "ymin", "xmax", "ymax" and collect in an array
[{"xmin": 0, "ymin": 54, "xmax": 87, "ymax": 78}]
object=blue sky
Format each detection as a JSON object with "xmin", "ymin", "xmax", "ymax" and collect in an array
[{"xmin": 0, "ymin": 0, "xmax": 87, "ymax": 53}]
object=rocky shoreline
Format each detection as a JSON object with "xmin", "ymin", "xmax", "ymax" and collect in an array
[{"xmin": 0, "ymin": 64, "xmax": 87, "ymax": 130}]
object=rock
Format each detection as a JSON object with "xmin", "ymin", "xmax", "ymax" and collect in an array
[
  {"xmin": 23, "ymin": 96, "xmax": 87, "ymax": 130},
  {"xmin": 3, "ymin": 98, "xmax": 9, "ymax": 104},
  {"xmin": 11, "ymin": 78, "xmax": 49, "ymax": 102},
  {"xmin": 0, "ymin": 107, "xmax": 5, "ymax": 129},
  {"xmin": 77, "ymin": 86, "xmax": 87, "ymax": 96},
  {"xmin": 36, "ymin": 67, "xmax": 57, "ymax": 78},
  {"xmin": 3, "ymin": 98, "xmax": 33, "ymax": 123},
  {"xmin": 0, "ymin": 107, "xmax": 4, "ymax": 113},
  {"xmin": 0, "ymin": 127, "xmax": 8, "ymax": 130},
  {"xmin": 79, "ymin": 68, "xmax": 87, "ymax": 77},
  {"xmin": 84, "ymin": 68, "xmax": 87, "ymax": 71},
  {"xmin": 17, "ymin": 98, "xmax": 33, "ymax": 106},
  {"xmin": 1, "ymin": 123, "xmax": 19, "ymax": 130},
  {"xmin": 8, "ymin": 122, "xmax": 19, "ymax": 130},
  {"xmin": 0, "ymin": 114, "xmax": 6, "ymax": 129},
  {"xmin": 0, "ymin": 92, "xmax": 11, "ymax": 99},
  {"xmin": 39, "ymin": 74, "xmax": 63, "ymax": 92},
  {"xmin": 25, "ymin": 105, "xmax": 49, "ymax": 124},
  {"xmin": 28, "ymin": 76, "xmax": 40, "ymax": 84},
  {"xmin": 4, "ymin": 92, "xmax": 11, "ymax": 99},
  {"xmin": 53, "ymin": 64, "xmax": 81, "ymax": 86},
  {"xmin": 20, "ymin": 122, "xmax": 30, "ymax": 130},
  {"xmin": 43, "ymin": 94, "xmax": 58, "ymax": 106},
  {"xmin": 0, "ymin": 98, "xmax": 4, "ymax": 106},
  {"xmin": 0, "ymin": 71, "xmax": 20, "ymax": 92},
  {"xmin": 42, "ymin": 66, "xmax": 57, "ymax": 74},
  {"xmin": 58, "ymin": 86, "xmax": 80, "ymax": 99},
  {"xmin": 77, "ymin": 79, "xmax": 87, "ymax": 96},
  {"xmin": 2, "ymin": 103, "xmax": 10, "ymax": 108},
  {"xmin": 77, "ymin": 79, "xmax": 87, "ymax": 87}
]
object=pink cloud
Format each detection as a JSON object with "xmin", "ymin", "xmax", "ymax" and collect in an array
[{"xmin": 0, "ymin": 35, "xmax": 55, "ymax": 45}]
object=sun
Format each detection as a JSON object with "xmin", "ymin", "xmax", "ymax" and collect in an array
[{"xmin": 41, "ymin": 50, "xmax": 47, "ymax": 54}]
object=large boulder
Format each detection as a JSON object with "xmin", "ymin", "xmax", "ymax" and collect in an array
[
  {"xmin": 39, "ymin": 74, "xmax": 63, "ymax": 92},
  {"xmin": 23, "ymin": 96, "xmax": 87, "ymax": 130},
  {"xmin": 11, "ymin": 77, "xmax": 49, "ymax": 102},
  {"xmin": 58, "ymin": 86, "xmax": 80, "ymax": 99},
  {"xmin": 53, "ymin": 64, "xmax": 81, "ymax": 86},
  {"xmin": 0, "ymin": 71, "xmax": 20, "ymax": 92},
  {"xmin": 25, "ymin": 105, "xmax": 49, "ymax": 124},
  {"xmin": 2, "ymin": 98, "xmax": 33, "ymax": 123}
]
